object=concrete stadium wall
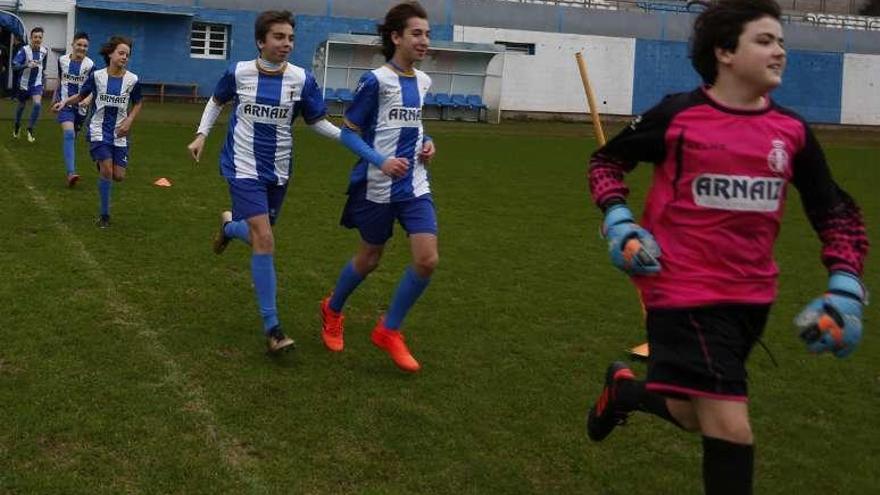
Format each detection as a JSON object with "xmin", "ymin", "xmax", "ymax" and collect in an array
[
  {"xmin": 841, "ymin": 53, "xmax": 880, "ymax": 125},
  {"xmin": 456, "ymin": 26, "xmax": 634, "ymax": 115}
]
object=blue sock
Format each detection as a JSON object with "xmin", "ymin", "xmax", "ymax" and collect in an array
[
  {"xmin": 384, "ymin": 267, "xmax": 431, "ymax": 330},
  {"xmin": 28, "ymin": 103, "xmax": 41, "ymax": 129},
  {"xmin": 14, "ymin": 104, "xmax": 25, "ymax": 129},
  {"xmin": 329, "ymin": 261, "xmax": 365, "ymax": 313},
  {"xmin": 63, "ymin": 129, "xmax": 76, "ymax": 174},
  {"xmin": 98, "ymin": 177, "xmax": 111, "ymax": 216},
  {"xmin": 223, "ymin": 219, "xmax": 251, "ymax": 244},
  {"xmin": 251, "ymin": 254, "xmax": 279, "ymax": 333}
]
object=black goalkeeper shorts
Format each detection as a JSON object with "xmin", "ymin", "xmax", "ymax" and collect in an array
[{"xmin": 645, "ymin": 304, "xmax": 771, "ymax": 402}]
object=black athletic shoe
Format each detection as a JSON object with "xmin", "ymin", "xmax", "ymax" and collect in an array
[
  {"xmin": 587, "ymin": 361, "xmax": 636, "ymax": 442},
  {"xmin": 266, "ymin": 326, "xmax": 295, "ymax": 354},
  {"xmin": 96, "ymin": 214, "xmax": 111, "ymax": 229}
]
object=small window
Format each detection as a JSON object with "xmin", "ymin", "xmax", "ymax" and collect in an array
[
  {"xmin": 191, "ymin": 22, "xmax": 229, "ymax": 60},
  {"xmin": 495, "ymin": 41, "xmax": 535, "ymax": 55}
]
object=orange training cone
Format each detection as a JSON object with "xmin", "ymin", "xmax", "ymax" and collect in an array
[
  {"xmin": 153, "ymin": 177, "xmax": 172, "ymax": 187},
  {"xmin": 629, "ymin": 343, "xmax": 649, "ymax": 359}
]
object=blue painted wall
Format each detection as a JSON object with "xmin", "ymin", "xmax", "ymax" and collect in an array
[
  {"xmin": 632, "ymin": 39, "xmax": 843, "ymax": 123},
  {"xmin": 632, "ymin": 39, "xmax": 701, "ymax": 115},
  {"xmin": 76, "ymin": 7, "xmax": 258, "ymax": 98},
  {"xmin": 772, "ymin": 50, "xmax": 843, "ymax": 124}
]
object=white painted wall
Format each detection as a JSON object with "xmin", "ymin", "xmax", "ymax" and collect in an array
[
  {"xmin": 5, "ymin": 0, "xmax": 76, "ymax": 90},
  {"xmin": 454, "ymin": 25, "xmax": 635, "ymax": 115},
  {"xmin": 841, "ymin": 53, "xmax": 880, "ymax": 126}
]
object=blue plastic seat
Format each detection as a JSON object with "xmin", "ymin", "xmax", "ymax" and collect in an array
[
  {"xmin": 433, "ymin": 93, "xmax": 451, "ymax": 107},
  {"xmin": 336, "ymin": 88, "xmax": 354, "ymax": 103},
  {"xmin": 450, "ymin": 94, "xmax": 468, "ymax": 108},
  {"xmin": 323, "ymin": 87, "xmax": 337, "ymax": 102},
  {"xmin": 423, "ymin": 92, "xmax": 436, "ymax": 106},
  {"xmin": 466, "ymin": 94, "xmax": 487, "ymax": 109}
]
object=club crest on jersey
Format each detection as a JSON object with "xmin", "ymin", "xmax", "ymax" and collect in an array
[
  {"xmin": 239, "ymin": 102, "xmax": 292, "ymax": 123},
  {"xmin": 693, "ymin": 174, "xmax": 785, "ymax": 212},
  {"xmin": 386, "ymin": 106, "xmax": 421, "ymax": 127},
  {"xmin": 767, "ymin": 139, "xmax": 789, "ymax": 175}
]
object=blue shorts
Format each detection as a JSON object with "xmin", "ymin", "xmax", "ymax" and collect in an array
[
  {"xmin": 341, "ymin": 192, "xmax": 438, "ymax": 245},
  {"xmin": 17, "ymin": 86, "xmax": 42, "ymax": 101},
  {"xmin": 227, "ymin": 178, "xmax": 289, "ymax": 224},
  {"xmin": 90, "ymin": 143, "xmax": 129, "ymax": 167},
  {"xmin": 57, "ymin": 105, "xmax": 88, "ymax": 130}
]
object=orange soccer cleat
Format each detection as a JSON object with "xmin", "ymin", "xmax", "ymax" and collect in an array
[
  {"xmin": 371, "ymin": 318, "xmax": 420, "ymax": 373},
  {"xmin": 320, "ymin": 296, "xmax": 345, "ymax": 352}
]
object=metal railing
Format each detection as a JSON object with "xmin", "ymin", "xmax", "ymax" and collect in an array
[{"xmin": 489, "ymin": 0, "xmax": 878, "ymax": 16}]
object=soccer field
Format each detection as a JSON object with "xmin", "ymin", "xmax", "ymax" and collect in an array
[{"xmin": 0, "ymin": 100, "xmax": 877, "ymax": 494}]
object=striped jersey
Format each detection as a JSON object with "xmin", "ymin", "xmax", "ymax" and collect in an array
[
  {"xmin": 56, "ymin": 54, "xmax": 95, "ymax": 104},
  {"xmin": 13, "ymin": 44, "xmax": 49, "ymax": 91},
  {"xmin": 213, "ymin": 60, "xmax": 327, "ymax": 184},
  {"xmin": 79, "ymin": 68, "xmax": 143, "ymax": 147},
  {"xmin": 344, "ymin": 65, "xmax": 432, "ymax": 203}
]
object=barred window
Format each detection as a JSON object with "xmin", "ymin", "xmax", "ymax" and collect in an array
[
  {"xmin": 495, "ymin": 41, "xmax": 535, "ymax": 55},
  {"xmin": 191, "ymin": 22, "xmax": 228, "ymax": 60}
]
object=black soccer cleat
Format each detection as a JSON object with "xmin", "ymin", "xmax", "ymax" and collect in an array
[
  {"xmin": 587, "ymin": 361, "xmax": 636, "ymax": 442},
  {"xmin": 266, "ymin": 326, "xmax": 295, "ymax": 354},
  {"xmin": 96, "ymin": 214, "xmax": 111, "ymax": 229}
]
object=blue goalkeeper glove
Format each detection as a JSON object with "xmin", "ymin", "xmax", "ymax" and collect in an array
[
  {"xmin": 794, "ymin": 271, "xmax": 866, "ymax": 358},
  {"xmin": 601, "ymin": 204, "xmax": 661, "ymax": 276}
]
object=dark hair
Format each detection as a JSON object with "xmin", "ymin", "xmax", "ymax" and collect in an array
[
  {"xmin": 690, "ymin": 0, "xmax": 781, "ymax": 84},
  {"xmin": 73, "ymin": 32, "xmax": 89, "ymax": 42},
  {"xmin": 377, "ymin": 1, "xmax": 428, "ymax": 61},
  {"xmin": 254, "ymin": 10, "xmax": 295, "ymax": 44},
  {"xmin": 100, "ymin": 35, "xmax": 133, "ymax": 65},
  {"xmin": 30, "ymin": 27, "xmax": 44, "ymax": 36}
]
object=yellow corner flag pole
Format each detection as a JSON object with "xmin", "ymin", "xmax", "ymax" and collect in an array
[
  {"xmin": 575, "ymin": 51, "xmax": 648, "ymax": 359},
  {"xmin": 575, "ymin": 52, "xmax": 606, "ymax": 146}
]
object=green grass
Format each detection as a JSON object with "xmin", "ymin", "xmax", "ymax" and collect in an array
[{"xmin": 0, "ymin": 100, "xmax": 877, "ymax": 494}]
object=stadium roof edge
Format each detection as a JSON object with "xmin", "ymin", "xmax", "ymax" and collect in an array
[{"xmin": 76, "ymin": 0, "xmax": 194, "ymax": 16}]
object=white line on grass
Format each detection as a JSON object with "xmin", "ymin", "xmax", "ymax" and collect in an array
[{"xmin": 0, "ymin": 145, "xmax": 269, "ymax": 493}]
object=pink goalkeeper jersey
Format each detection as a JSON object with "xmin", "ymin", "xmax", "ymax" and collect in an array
[{"xmin": 589, "ymin": 87, "xmax": 867, "ymax": 309}]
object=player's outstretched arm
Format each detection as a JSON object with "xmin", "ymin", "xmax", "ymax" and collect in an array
[
  {"xmin": 187, "ymin": 97, "xmax": 226, "ymax": 163},
  {"xmin": 790, "ymin": 126, "xmax": 868, "ymax": 358},
  {"xmin": 340, "ymin": 126, "xmax": 408, "ymax": 177},
  {"xmin": 307, "ymin": 118, "xmax": 341, "ymax": 140}
]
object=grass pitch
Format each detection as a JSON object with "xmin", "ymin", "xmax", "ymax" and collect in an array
[{"xmin": 0, "ymin": 100, "xmax": 877, "ymax": 494}]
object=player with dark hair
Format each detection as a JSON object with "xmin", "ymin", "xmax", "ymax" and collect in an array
[
  {"xmin": 186, "ymin": 10, "xmax": 340, "ymax": 354},
  {"xmin": 583, "ymin": 0, "xmax": 868, "ymax": 493},
  {"xmin": 52, "ymin": 32, "xmax": 94, "ymax": 187},
  {"xmin": 319, "ymin": 1, "xmax": 437, "ymax": 373},
  {"xmin": 11, "ymin": 27, "xmax": 47, "ymax": 142},
  {"xmin": 53, "ymin": 35, "xmax": 143, "ymax": 228}
]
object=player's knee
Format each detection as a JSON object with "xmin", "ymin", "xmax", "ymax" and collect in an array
[
  {"xmin": 701, "ymin": 416, "xmax": 752, "ymax": 444},
  {"xmin": 357, "ymin": 251, "xmax": 382, "ymax": 274},
  {"xmin": 250, "ymin": 229, "xmax": 274, "ymax": 252},
  {"xmin": 413, "ymin": 252, "xmax": 438, "ymax": 276}
]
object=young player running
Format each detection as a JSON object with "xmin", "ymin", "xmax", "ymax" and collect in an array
[
  {"xmin": 319, "ymin": 1, "xmax": 438, "ymax": 373},
  {"xmin": 52, "ymin": 32, "xmax": 95, "ymax": 187},
  {"xmin": 53, "ymin": 36, "xmax": 143, "ymax": 228},
  {"xmin": 186, "ymin": 11, "xmax": 341, "ymax": 354},
  {"xmin": 11, "ymin": 27, "xmax": 48, "ymax": 142},
  {"xmin": 584, "ymin": 1, "xmax": 868, "ymax": 493}
]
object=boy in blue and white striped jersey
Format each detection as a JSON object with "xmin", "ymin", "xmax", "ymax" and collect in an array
[
  {"xmin": 52, "ymin": 32, "xmax": 95, "ymax": 187},
  {"xmin": 187, "ymin": 10, "xmax": 341, "ymax": 354},
  {"xmin": 11, "ymin": 27, "xmax": 48, "ymax": 142},
  {"xmin": 54, "ymin": 35, "xmax": 143, "ymax": 228}
]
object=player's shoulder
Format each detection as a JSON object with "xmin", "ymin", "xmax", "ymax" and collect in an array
[
  {"xmin": 40, "ymin": 46, "xmax": 49, "ymax": 54},
  {"xmin": 414, "ymin": 67, "xmax": 431, "ymax": 85},
  {"xmin": 650, "ymin": 88, "xmax": 706, "ymax": 117},
  {"xmin": 768, "ymin": 100, "xmax": 808, "ymax": 126},
  {"xmin": 59, "ymin": 53, "xmax": 70, "ymax": 63},
  {"xmin": 125, "ymin": 69, "xmax": 139, "ymax": 83}
]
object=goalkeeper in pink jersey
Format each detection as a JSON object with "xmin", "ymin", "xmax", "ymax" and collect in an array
[{"xmin": 583, "ymin": 1, "xmax": 868, "ymax": 493}]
